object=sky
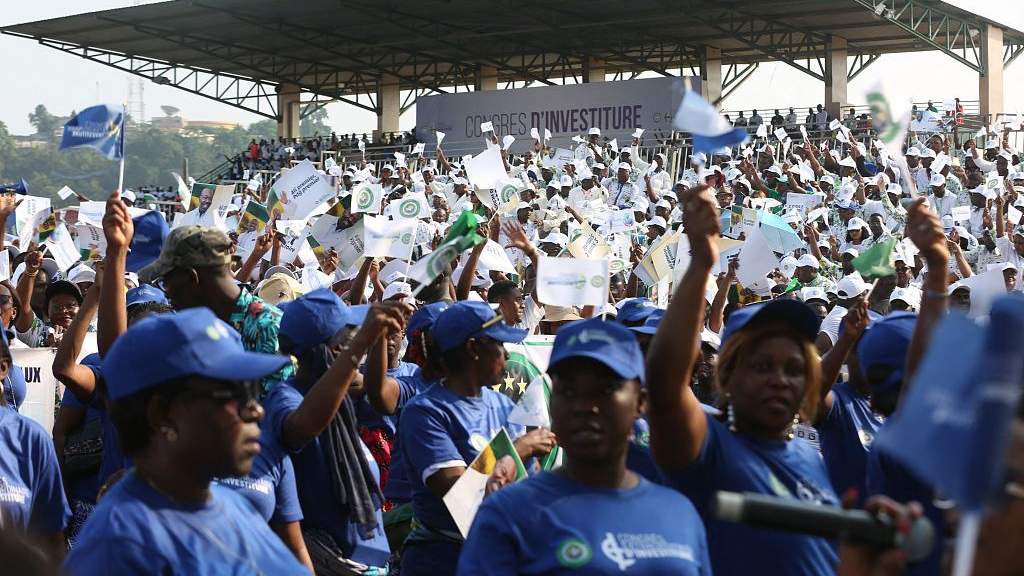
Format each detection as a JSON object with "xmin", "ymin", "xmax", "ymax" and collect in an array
[{"xmin": 2, "ymin": 0, "xmax": 1022, "ymax": 136}]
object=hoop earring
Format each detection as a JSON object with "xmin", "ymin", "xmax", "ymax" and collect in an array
[
  {"xmin": 725, "ymin": 392, "xmax": 737, "ymax": 433},
  {"xmin": 159, "ymin": 426, "xmax": 178, "ymax": 443},
  {"xmin": 787, "ymin": 414, "xmax": 800, "ymax": 441}
]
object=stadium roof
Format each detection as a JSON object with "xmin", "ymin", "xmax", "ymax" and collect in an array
[{"xmin": 4, "ymin": 0, "xmax": 1023, "ymax": 119}]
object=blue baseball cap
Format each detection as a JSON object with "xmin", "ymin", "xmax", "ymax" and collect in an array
[
  {"xmin": 834, "ymin": 199, "xmax": 858, "ymax": 211},
  {"xmin": 616, "ymin": 298, "xmax": 660, "ymax": 324},
  {"xmin": 102, "ymin": 307, "xmax": 289, "ymax": 401},
  {"xmin": 407, "ymin": 302, "xmax": 449, "ymax": 340},
  {"xmin": 721, "ymin": 299, "xmax": 821, "ymax": 348},
  {"xmin": 433, "ymin": 301, "xmax": 527, "ymax": 353},
  {"xmin": 550, "ymin": 318, "xmax": 644, "ymax": 383},
  {"xmin": 126, "ymin": 210, "xmax": 170, "ymax": 273},
  {"xmin": 628, "ymin": 308, "xmax": 666, "ymax": 335},
  {"xmin": 126, "ymin": 284, "xmax": 169, "ymax": 308},
  {"xmin": 857, "ymin": 311, "xmax": 916, "ymax": 392},
  {"xmin": 278, "ymin": 288, "xmax": 351, "ymax": 357}
]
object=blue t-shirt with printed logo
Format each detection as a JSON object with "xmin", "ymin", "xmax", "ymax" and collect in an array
[
  {"xmin": 264, "ymin": 381, "xmax": 390, "ymax": 568},
  {"xmin": 0, "ymin": 407, "xmax": 70, "ymax": 534},
  {"xmin": 816, "ymin": 382, "xmax": 884, "ymax": 504},
  {"xmin": 666, "ymin": 413, "xmax": 839, "ymax": 576},
  {"xmin": 457, "ymin": 472, "xmax": 712, "ymax": 576},
  {"xmin": 399, "ymin": 384, "xmax": 525, "ymax": 537},
  {"xmin": 215, "ymin": 417, "xmax": 302, "ymax": 524},
  {"xmin": 63, "ymin": 473, "xmax": 308, "ymax": 576}
]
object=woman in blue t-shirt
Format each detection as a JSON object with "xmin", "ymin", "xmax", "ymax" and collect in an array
[
  {"xmin": 457, "ymin": 318, "xmax": 712, "ymax": 576},
  {"xmin": 0, "ymin": 335, "xmax": 69, "ymax": 561},
  {"xmin": 265, "ymin": 288, "xmax": 410, "ymax": 575},
  {"xmin": 363, "ymin": 301, "xmax": 448, "ymax": 555},
  {"xmin": 398, "ymin": 301, "xmax": 556, "ymax": 576},
  {"xmin": 646, "ymin": 184, "xmax": 839, "ymax": 576},
  {"xmin": 62, "ymin": 308, "xmax": 308, "ymax": 576}
]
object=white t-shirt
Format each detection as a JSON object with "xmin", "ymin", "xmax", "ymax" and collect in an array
[{"xmin": 818, "ymin": 305, "xmax": 848, "ymax": 345}]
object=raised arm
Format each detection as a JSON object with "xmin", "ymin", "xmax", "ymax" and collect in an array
[
  {"xmin": 457, "ymin": 240, "xmax": 486, "ymax": 301},
  {"xmin": 235, "ymin": 228, "xmax": 274, "ymax": 283},
  {"xmin": 708, "ymin": 261, "xmax": 736, "ymax": 335},
  {"xmin": 436, "ymin": 145, "xmax": 452, "ymax": 174},
  {"xmin": 14, "ymin": 250, "xmax": 43, "ymax": 334},
  {"xmin": 502, "ymin": 221, "xmax": 541, "ymax": 303},
  {"xmin": 363, "ymin": 334, "xmax": 402, "ymax": 415},
  {"xmin": 344, "ymin": 256, "xmax": 374, "ymax": 305},
  {"xmin": 53, "ymin": 265, "xmax": 102, "ymax": 402},
  {"xmin": 280, "ymin": 302, "xmax": 409, "ymax": 450},
  {"xmin": 901, "ymin": 200, "xmax": 950, "ymax": 394},
  {"xmin": 814, "ymin": 298, "xmax": 868, "ymax": 425},
  {"xmin": 646, "ymin": 184, "xmax": 716, "ymax": 470},
  {"xmin": 98, "ymin": 192, "xmax": 133, "ymax": 357}
]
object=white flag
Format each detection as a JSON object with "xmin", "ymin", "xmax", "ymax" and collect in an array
[
  {"xmin": 395, "ymin": 192, "xmax": 431, "ymax": 219},
  {"xmin": 362, "ymin": 216, "xmax": 417, "ymax": 259},
  {"xmin": 44, "ymin": 223, "xmax": 80, "ymax": 272},
  {"xmin": 267, "ymin": 160, "xmax": 334, "ymax": 221},
  {"xmin": 57, "ymin": 186, "xmax": 76, "ymax": 200},
  {"xmin": 536, "ymin": 256, "xmax": 609, "ymax": 306},
  {"xmin": 351, "ymin": 182, "xmax": 384, "ymax": 215},
  {"xmin": 75, "ymin": 222, "xmax": 107, "ymax": 261},
  {"xmin": 463, "ymin": 146, "xmax": 508, "ymax": 190}
]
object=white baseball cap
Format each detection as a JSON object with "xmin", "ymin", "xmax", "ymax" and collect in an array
[
  {"xmin": 846, "ymin": 217, "xmax": 869, "ymax": 231},
  {"xmin": 796, "ymin": 253, "xmax": 820, "ymax": 269},
  {"xmin": 837, "ymin": 276, "xmax": 869, "ymax": 299},
  {"xmin": 645, "ymin": 216, "xmax": 668, "ymax": 230},
  {"xmin": 588, "ymin": 127, "xmax": 601, "ymax": 136}
]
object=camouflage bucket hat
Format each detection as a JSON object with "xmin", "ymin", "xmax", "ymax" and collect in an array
[{"xmin": 138, "ymin": 225, "xmax": 233, "ymax": 284}]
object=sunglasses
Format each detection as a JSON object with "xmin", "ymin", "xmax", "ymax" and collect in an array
[{"xmin": 178, "ymin": 380, "xmax": 262, "ymax": 420}]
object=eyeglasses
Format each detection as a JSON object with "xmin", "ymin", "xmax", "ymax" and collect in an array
[
  {"xmin": 0, "ymin": 295, "xmax": 12, "ymax": 305},
  {"xmin": 49, "ymin": 302, "xmax": 79, "ymax": 313},
  {"xmin": 178, "ymin": 380, "xmax": 263, "ymax": 421}
]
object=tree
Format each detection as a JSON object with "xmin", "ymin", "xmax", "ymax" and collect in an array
[
  {"xmin": 28, "ymin": 105, "xmax": 59, "ymax": 138},
  {"xmin": 300, "ymin": 105, "xmax": 331, "ymax": 136},
  {"xmin": 247, "ymin": 119, "xmax": 279, "ymax": 140}
]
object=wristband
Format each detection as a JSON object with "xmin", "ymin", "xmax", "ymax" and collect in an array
[{"xmin": 924, "ymin": 290, "xmax": 948, "ymax": 299}]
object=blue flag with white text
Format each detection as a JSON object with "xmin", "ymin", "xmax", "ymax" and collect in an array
[
  {"xmin": 59, "ymin": 104, "xmax": 125, "ymax": 161},
  {"xmin": 874, "ymin": 297, "xmax": 1024, "ymax": 512},
  {"xmin": 671, "ymin": 90, "xmax": 748, "ymax": 154}
]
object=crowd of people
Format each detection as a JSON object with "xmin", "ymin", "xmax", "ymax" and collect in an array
[
  {"xmin": 2, "ymin": 96, "xmax": 1024, "ymax": 576},
  {"xmin": 225, "ymin": 133, "xmax": 419, "ymax": 182}
]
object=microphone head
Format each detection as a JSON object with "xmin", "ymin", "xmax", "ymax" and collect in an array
[{"xmin": 903, "ymin": 515, "xmax": 936, "ymax": 562}]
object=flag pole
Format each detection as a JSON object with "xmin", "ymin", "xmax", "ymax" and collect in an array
[
  {"xmin": 952, "ymin": 511, "xmax": 980, "ymax": 576},
  {"xmin": 117, "ymin": 157, "xmax": 125, "ymax": 195},
  {"xmin": 117, "ymin": 102, "xmax": 127, "ymax": 195}
]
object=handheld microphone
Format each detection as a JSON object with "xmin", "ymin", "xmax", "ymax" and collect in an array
[{"xmin": 714, "ymin": 491, "xmax": 935, "ymax": 562}]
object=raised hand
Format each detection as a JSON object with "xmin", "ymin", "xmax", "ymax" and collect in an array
[
  {"xmin": 680, "ymin": 184, "xmax": 719, "ymax": 270},
  {"xmin": 102, "ymin": 191, "xmax": 134, "ymax": 252}
]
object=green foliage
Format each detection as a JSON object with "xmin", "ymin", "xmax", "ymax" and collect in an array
[
  {"xmin": 28, "ymin": 105, "xmax": 61, "ymax": 138},
  {"xmin": 0, "ymin": 115, "xmax": 276, "ymax": 207},
  {"xmin": 300, "ymin": 105, "xmax": 331, "ymax": 137}
]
